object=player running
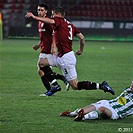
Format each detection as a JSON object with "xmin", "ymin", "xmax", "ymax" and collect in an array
[
  {"xmin": 26, "ymin": 4, "xmax": 69, "ymax": 96},
  {"xmin": 25, "ymin": 6, "xmax": 115, "ymax": 96}
]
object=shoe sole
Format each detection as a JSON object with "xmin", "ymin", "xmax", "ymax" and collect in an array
[
  {"xmin": 39, "ymin": 93, "xmax": 54, "ymax": 96},
  {"xmin": 39, "ymin": 94, "xmax": 47, "ymax": 96}
]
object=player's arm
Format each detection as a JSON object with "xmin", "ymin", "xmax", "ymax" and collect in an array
[
  {"xmin": 25, "ymin": 12, "xmax": 55, "ymax": 24},
  {"xmin": 76, "ymin": 33, "xmax": 85, "ymax": 55},
  {"xmin": 33, "ymin": 41, "xmax": 41, "ymax": 51},
  {"xmin": 51, "ymin": 35, "xmax": 57, "ymax": 54}
]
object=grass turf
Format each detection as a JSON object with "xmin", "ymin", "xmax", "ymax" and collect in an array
[{"xmin": 0, "ymin": 39, "xmax": 133, "ymax": 133}]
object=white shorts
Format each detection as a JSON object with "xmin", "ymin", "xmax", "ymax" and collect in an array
[
  {"xmin": 37, "ymin": 53, "xmax": 52, "ymax": 68},
  {"xmin": 47, "ymin": 51, "xmax": 77, "ymax": 81},
  {"xmin": 38, "ymin": 53, "xmax": 48, "ymax": 61},
  {"xmin": 92, "ymin": 100, "xmax": 119, "ymax": 119}
]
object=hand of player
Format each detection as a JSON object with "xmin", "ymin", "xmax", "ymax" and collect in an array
[
  {"xmin": 25, "ymin": 12, "xmax": 34, "ymax": 18},
  {"xmin": 33, "ymin": 45, "xmax": 40, "ymax": 50},
  {"xmin": 76, "ymin": 50, "xmax": 82, "ymax": 55}
]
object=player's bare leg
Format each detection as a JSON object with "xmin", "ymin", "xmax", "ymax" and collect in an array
[{"xmin": 82, "ymin": 105, "xmax": 96, "ymax": 114}]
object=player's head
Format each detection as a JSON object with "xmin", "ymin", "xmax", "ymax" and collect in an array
[
  {"xmin": 51, "ymin": 6, "xmax": 65, "ymax": 18},
  {"xmin": 37, "ymin": 3, "xmax": 48, "ymax": 17},
  {"xmin": 98, "ymin": 107, "xmax": 111, "ymax": 119},
  {"xmin": 130, "ymin": 81, "xmax": 133, "ymax": 91}
]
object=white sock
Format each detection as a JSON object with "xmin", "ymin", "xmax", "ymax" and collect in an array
[
  {"xmin": 96, "ymin": 83, "xmax": 99, "ymax": 89},
  {"xmin": 69, "ymin": 108, "xmax": 80, "ymax": 117},
  {"xmin": 51, "ymin": 79, "xmax": 57, "ymax": 84},
  {"xmin": 84, "ymin": 110, "xmax": 99, "ymax": 120}
]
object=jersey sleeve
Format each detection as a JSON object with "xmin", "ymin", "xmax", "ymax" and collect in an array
[
  {"xmin": 72, "ymin": 24, "xmax": 81, "ymax": 36},
  {"xmin": 53, "ymin": 17, "xmax": 61, "ymax": 27}
]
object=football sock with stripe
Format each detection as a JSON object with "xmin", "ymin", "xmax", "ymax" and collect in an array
[
  {"xmin": 41, "ymin": 75, "xmax": 51, "ymax": 91},
  {"xmin": 40, "ymin": 66, "xmax": 64, "ymax": 87},
  {"xmin": 40, "ymin": 66, "xmax": 56, "ymax": 82},
  {"xmin": 77, "ymin": 81, "xmax": 102, "ymax": 90},
  {"xmin": 53, "ymin": 72, "xmax": 66, "ymax": 83},
  {"xmin": 84, "ymin": 110, "xmax": 99, "ymax": 120}
]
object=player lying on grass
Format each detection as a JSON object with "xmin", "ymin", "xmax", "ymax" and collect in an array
[{"xmin": 60, "ymin": 82, "xmax": 133, "ymax": 121}]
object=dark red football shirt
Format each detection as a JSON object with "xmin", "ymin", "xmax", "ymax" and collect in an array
[
  {"xmin": 53, "ymin": 17, "xmax": 81, "ymax": 57},
  {"xmin": 38, "ymin": 21, "xmax": 53, "ymax": 53}
]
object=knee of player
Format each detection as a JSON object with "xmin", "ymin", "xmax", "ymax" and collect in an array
[
  {"xmin": 39, "ymin": 58, "xmax": 49, "ymax": 68},
  {"xmin": 71, "ymin": 86, "xmax": 78, "ymax": 90},
  {"xmin": 38, "ymin": 60, "xmax": 45, "ymax": 67},
  {"xmin": 38, "ymin": 69, "xmax": 44, "ymax": 76},
  {"xmin": 71, "ymin": 83, "xmax": 78, "ymax": 90},
  {"xmin": 38, "ymin": 61, "xmax": 42, "ymax": 67},
  {"xmin": 68, "ymin": 80, "xmax": 78, "ymax": 90}
]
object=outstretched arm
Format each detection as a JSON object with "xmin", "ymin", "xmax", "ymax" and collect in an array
[{"xmin": 25, "ymin": 12, "xmax": 55, "ymax": 24}]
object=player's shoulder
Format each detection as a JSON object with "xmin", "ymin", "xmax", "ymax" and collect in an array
[
  {"xmin": 124, "ymin": 87, "xmax": 132, "ymax": 93},
  {"xmin": 53, "ymin": 17, "xmax": 63, "ymax": 24},
  {"xmin": 125, "ymin": 87, "xmax": 130, "ymax": 90},
  {"xmin": 53, "ymin": 16, "xmax": 62, "ymax": 20}
]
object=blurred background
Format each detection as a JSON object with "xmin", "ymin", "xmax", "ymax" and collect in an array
[{"xmin": 0, "ymin": 0, "xmax": 133, "ymax": 41}]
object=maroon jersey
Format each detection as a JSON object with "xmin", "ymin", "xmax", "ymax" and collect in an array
[
  {"xmin": 38, "ymin": 21, "xmax": 53, "ymax": 53},
  {"xmin": 53, "ymin": 17, "xmax": 81, "ymax": 57}
]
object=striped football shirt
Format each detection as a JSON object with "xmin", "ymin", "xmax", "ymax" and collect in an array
[{"xmin": 109, "ymin": 88, "xmax": 133, "ymax": 118}]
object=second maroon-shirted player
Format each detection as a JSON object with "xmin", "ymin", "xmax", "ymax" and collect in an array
[{"xmin": 31, "ymin": 4, "xmax": 69, "ymax": 96}]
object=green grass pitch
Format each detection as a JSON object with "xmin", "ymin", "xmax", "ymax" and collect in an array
[{"xmin": 0, "ymin": 39, "xmax": 133, "ymax": 133}]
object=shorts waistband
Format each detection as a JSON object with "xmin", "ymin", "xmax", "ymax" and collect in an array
[
  {"xmin": 41, "ymin": 51, "xmax": 50, "ymax": 54},
  {"xmin": 58, "ymin": 51, "xmax": 72, "ymax": 57}
]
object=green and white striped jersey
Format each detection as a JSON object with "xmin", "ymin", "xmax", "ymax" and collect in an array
[{"xmin": 109, "ymin": 88, "xmax": 133, "ymax": 118}]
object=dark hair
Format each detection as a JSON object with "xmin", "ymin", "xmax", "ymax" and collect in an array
[
  {"xmin": 100, "ymin": 112, "xmax": 111, "ymax": 119},
  {"xmin": 52, "ymin": 6, "xmax": 65, "ymax": 16},
  {"xmin": 38, "ymin": 3, "xmax": 48, "ymax": 10}
]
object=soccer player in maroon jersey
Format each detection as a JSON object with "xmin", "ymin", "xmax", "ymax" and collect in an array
[
  {"xmin": 27, "ymin": 4, "xmax": 69, "ymax": 96},
  {"xmin": 25, "ymin": 6, "xmax": 115, "ymax": 96}
]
